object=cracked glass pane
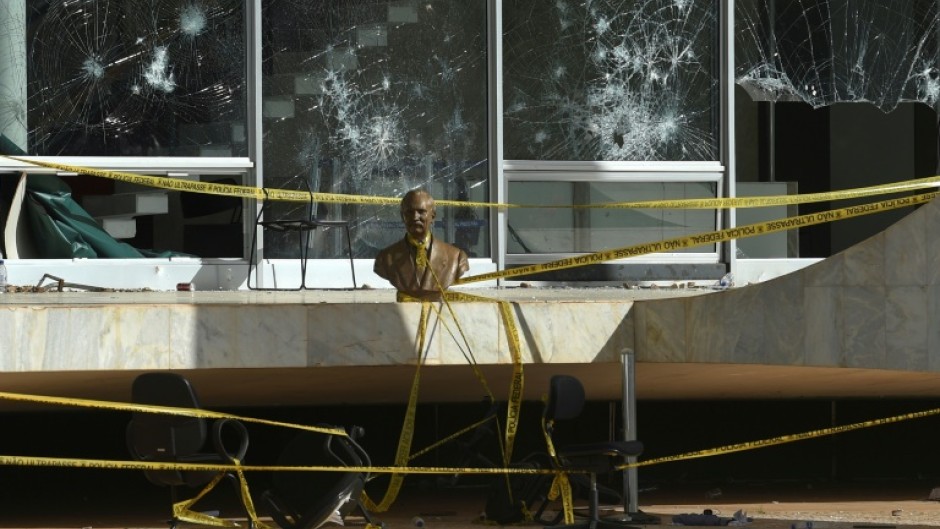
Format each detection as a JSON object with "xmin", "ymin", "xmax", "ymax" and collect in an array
[
  {"xmin": 736, "ymin": 0, "xmax": 940, "ymax": 110},
  {"xmin": 3, "ymin": 0, "xmax": 246, "ymax": 156},
  {"xmin": 261, "ymin": 0, "xmax": 489, "ymax": 260},
  {"xmin": 503, "ymin": 0, "xmax": 720, "ymax": 161}
]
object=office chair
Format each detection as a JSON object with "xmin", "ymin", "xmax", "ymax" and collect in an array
[
  {"xmin": 542, "ymin": 375, "xmax": 643, "ymax": 529},
  {"xmin": 261, "ymin": 426, "xmax": 381, "ymax": 529},
  {"xmin": 126, "ymin": 372, "xmax": 252, "ymax": 529},
  {"xmin": 247, "ymin": 177, "xmax": 356, "ymax": 290}
]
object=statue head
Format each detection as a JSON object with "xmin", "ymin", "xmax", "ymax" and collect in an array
[{"xmin": 400, "ymin": 189, "xmax": 436, "ymax": 240}]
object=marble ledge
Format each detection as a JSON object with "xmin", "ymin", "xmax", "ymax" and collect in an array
[{"xmin": 0, "ymin": 298, "xmax": 638, "ymax": 373}]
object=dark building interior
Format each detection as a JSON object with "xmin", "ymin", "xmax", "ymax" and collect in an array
[{"xmin": 2, "ymin": 396, "xmax": 938, "ymax": 524}]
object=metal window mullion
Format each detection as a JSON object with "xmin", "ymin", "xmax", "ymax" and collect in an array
[
  {"xmin": 246, "ymin": 0, "xmax": 265, "ymax": 286},
  {"xmin": 489, "ymin": 0, "xmax": 506, "ymax": 285},
  {"xmin": 722, "ymin": 0, "xmax": 737, "ymax": 273}
]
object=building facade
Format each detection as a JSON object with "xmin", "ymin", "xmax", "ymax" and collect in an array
[{"xmin": 0, "ymin": 0, "xmax": 935, "ymax": 290}]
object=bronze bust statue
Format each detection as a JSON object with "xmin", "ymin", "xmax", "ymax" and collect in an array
[{"xmin": 373, "ymin": 189, "xmax": 469, "ymax": 300}]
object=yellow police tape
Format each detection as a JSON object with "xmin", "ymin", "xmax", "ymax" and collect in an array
[
  {"xmin": 2, "ymin": 156, "xmax": 396, "ymax": 206},
  {"xmin": 394, "ymin": 283, "xmax": 528, "ymax": 516},
  {"xmin": 362, "ymin": 289, "xmax": 527, "ymax": 513},
  {"xmin": 178, "ymin": 465, "xmax": 275, "ymax": 529},
  {"xmin": 360, "ymin": 302, "xmax": 430, "ymax": 513},
  {"xmin": 9, "ymin": 153, "xmax": 938, "ymax": 288},
  {"xmin": 408, "ymin": 413, "xmax": 497, "ymax": 461},
  {"xmin": 175, "ymin": 473, "xmax": 242, "ymax": 528},
  {"xmin": 1, "ymin": 392, "xmax": 939, "ymax": 525},
  {"xmin": 404, "ymin": 289, "xmax": 526, "ymax": 466},
  {"xmin": 0, "ymin": 390, "xmax": 347, "ymax": 436},
  {"xmin": 589, "ymin": 175, "xmax": 940, "ymax": 210},
  {"xmin": 0, "ymin": 452, "xmax": 562, "ymax": 475},
  {"xmin": 1, "ymin": 401, "xmax": 935, "ymax": 477},
  {"xmin": 458, "ymin": 190, "xmax": 940, "ymax": 284},
  {"xmin": 499, "ymin": 300, "xmax": 525, "ymax": 465},
  {"xmin": 444, "ymin": 291, "xmax": 527, "ymax": 510},
  {"xmin": 0, "ymin": 297, "xmax": 526, "ymax": 517},
  {"xmin": 619, "ymin": 405, "xmax": 940, "ymax": 471},
  {"xmin": 6, "ymin": 155, "xmax": 940, "ymax": 210},
  {"xmin": 541, "ymin": 414, "xmax": 578, "ymax": 523},
  {"xmin": 4, "ymin": 156, "xmax": 940, "ymax": 522},
  {"xmin": 549, "ymin": 472, "xmax": 576, "ymax": 525}
]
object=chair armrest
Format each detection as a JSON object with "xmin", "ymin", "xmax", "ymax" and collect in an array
[
  {"xmin": 210, "ymin": 418, "xmax": 250, "ymax": 462},
  {"xmin": 343, "ymin": 426, "xmax": 370, "ymax": 463},
  {"xmin": 323, "ymin": 425, "xmax": 373, "ymax": 482}
]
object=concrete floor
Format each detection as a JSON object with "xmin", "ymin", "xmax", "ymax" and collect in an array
[{"xmin": 3, "ymin": 480, "xmax": 940, "ymax": 528}]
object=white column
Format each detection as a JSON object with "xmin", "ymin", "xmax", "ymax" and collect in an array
[
  {"xmin": 0, "ymin": 1, "xmax": 27, "ymax": 153},
  {"xmin": 622, "ymin": 348, "xmax": 639, "ymax": 515}
]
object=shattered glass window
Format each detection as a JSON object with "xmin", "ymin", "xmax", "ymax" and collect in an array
[
  {"xmin": 10, "ymin": 0, "xmax": 246, "ymax": 156},
  {"xmin": 503, "ymin": 0, "xmax": 720, "ymax": 161},
  {"xmin": 736, "ymin": 0, "xmax": 940, "ymax": 111},
  {"xmin": 261, "ymin": 0, "xmax": 489, "ymax": 260}
]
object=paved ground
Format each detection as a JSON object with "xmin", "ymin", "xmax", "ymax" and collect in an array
[
  {"xmin": 639, "ymin": 482, "xmax": 940, "ymax": 528},
  {"xmin": 4, "ymin": 482, "xmax": 940, "ymax": 529},
  {"xmin": 318, "ymin": 483, "xmax": 940, "ymax": 529}
]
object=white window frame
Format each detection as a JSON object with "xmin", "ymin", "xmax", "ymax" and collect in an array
[
  {"xmin": 492, "ymin": 0, "xmax": 735, "ymax": 278},
  {"xmin": 502, "ymin": 161, "xmax": 725, "ymax": 266}
]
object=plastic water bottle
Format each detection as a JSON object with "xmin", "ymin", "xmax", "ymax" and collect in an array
[
  {"xmin": 0, "ymin": 259, "xmax": 7, "ymax": 294},
  {"xmin": 717, "ymin": 272, "xmax": 734, "ymax": 289}
]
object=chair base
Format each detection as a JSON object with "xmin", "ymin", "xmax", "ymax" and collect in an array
[
  {"xmin": 548, "ymin": 521, "xmax": 643, "ymax": 529},
  {"xmin": 547, "ymin": 505, "xmax": 653, "ymax": 529},
  {"xmin": 247, "ymin": 188, "xmax": 357, "ymax": 291},
  {"xmin": 247, "ymin": 223, "xmax": 357, "ymax": 291},
  {"xmin": 603, "ymin": 511, "xmax": 661, "ymax": 525}
]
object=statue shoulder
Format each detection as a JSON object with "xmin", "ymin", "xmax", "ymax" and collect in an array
[
  {"xmin": 435, "ymin": 240, "xmax": 470, "ymax": 276},
  {"xmin": 373, "ymin": 237, "xmax": 407, "ymax": 278},
  {"xmin": 377, "ymin": 237, "xmax": 408, "ymax": 256},
  {"xmin": 436, "ymin": 239, "xmax": 467, "ymax": 256}
]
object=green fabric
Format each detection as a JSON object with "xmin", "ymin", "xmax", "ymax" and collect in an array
[
  {"xmin": 2, "ymin": 134, "xmax": 184, "ymax": 259},
  {"xmin": 24, "ymin": 174, "xmax": 181, "ymax": 258}
]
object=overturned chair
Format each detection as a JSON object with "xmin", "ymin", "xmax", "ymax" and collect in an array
[
  {"xmin": 261, "ymin": 426, "xmax": 381, "ymax": 529},
  {"xmin": 126, "ymin": 372, "xmax": 262, "ymax": 528}
]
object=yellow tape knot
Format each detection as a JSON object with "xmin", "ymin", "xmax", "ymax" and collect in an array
[{"xmin": 407, "ymin": 233, "xmax": 430, "ymax": 273}]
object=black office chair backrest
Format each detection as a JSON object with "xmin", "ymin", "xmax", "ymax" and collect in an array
[
  {"xmin": 545, "ymin": 374, "xmax": 586, "ymax": 422},
  {"xmin": 264, "ymin": 429, "xmax": 366, "ymax": 529},
  {"xmin": 274, "ymin": 432, "xmax": 338, "ymax": 505},
  {"xmin": 129, "ymin": 372, "xmax": 207, "ymax": 459}
]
